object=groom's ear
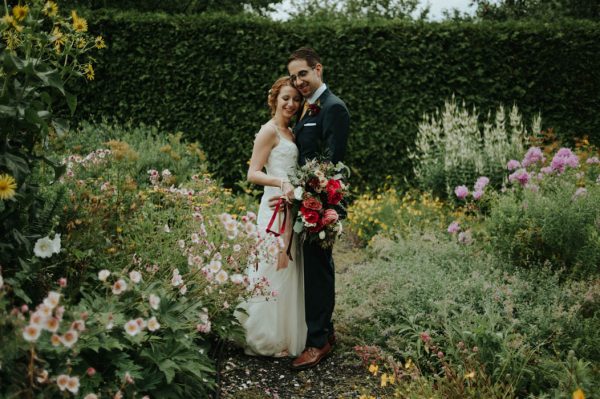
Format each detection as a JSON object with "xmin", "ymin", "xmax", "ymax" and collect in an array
[{"xmin": 314, "ymin": 63, "xmax": 323, "ymax": 80}]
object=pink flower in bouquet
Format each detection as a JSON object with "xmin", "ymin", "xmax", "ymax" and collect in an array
[
  {"xmin": 302, "ymin": 196, "xmax": 323, "ymax": 211},
  {"xmin": 322, "ymin": 209, "xmax": 339, "ymax": 226},
  {"xmin": 326, "ymin": 179, "xmax": 342, "ymax": 192},
  {"xmin": 454, "ymin": 185, "xmax": 469, "ymax": 200},
  {"xmin": 300, "ymin": 206, "xmax": 320, "ymax": 224}
]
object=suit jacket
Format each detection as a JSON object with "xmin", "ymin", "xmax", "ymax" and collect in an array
[{"xmin": 293, "ymin": 88, "xmax": 350, "ymax": 166}]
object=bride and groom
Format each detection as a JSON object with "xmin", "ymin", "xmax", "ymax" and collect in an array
[{"xmin": 239, "ymin": 47, "xmax": 350, "ymax": 370}]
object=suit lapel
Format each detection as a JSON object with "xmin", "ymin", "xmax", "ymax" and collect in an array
[{"xmin": 294, "ymin": 89, "xmax": 330, "ymax": 138}]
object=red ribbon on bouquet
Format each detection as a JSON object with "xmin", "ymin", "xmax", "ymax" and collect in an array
[{"xmin": 265, "ymin": 197, "xmax": 294, "ymax": 269}]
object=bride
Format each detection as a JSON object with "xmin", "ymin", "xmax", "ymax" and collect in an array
[{"xmin": 237, "ymin": 76, "xmax": 307, "ymax": 357}]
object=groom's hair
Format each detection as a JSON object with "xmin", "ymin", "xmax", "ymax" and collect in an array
[{"xmin": 287, "ymin": 47, "xmax": 321, "ymax": 68}]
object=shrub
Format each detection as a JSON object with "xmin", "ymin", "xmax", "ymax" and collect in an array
[
  {"xmin": 409, "ymin": 97, "xmax": 541, "ymax": 199},
  {"xmin": 336, "ymin": 235, "xmax": 600, "ymax": 397},
  {"xmin": 487, "ymin": 146, "xmax": 600, "ymax": 275}
]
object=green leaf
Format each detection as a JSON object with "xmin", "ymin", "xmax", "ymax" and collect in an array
[
  {"xmin": 0, "ymin": 105, "xmax": 17, "ymax": 117},
  {"xmin": 158, "ymin": 359, "xmax": 178, "ymax": 383},
  {"xmin": 0, "ymin": 152, "xmax": 30, "ymax": 179},
  {"xmin": 36, "ymin": 69, "xmax": 65, "ymax": 95},
  {"xmin": 51, "ymin": 118, "xmax": 70, "ymax": 137},
  {"xmin": 65, "ymin": 93, "xmax": 77, "ymax": 115}
]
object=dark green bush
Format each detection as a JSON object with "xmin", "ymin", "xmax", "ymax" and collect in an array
[{"xmin": 74, "ymin": 12, "xmax": 600, "ymax": 189}]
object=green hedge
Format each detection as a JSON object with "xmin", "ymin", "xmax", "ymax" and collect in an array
[{"xmin": 75, "ymin": 12, "xmax": 600, "ymax": 188}]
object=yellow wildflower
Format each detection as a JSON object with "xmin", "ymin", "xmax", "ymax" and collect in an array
[
  {"xmin": 76, "ymin": 37, "xmax": 86, "ymax": 49},
  {"xmin": 12, "ymin": 5, "xmax": 28, "ymax": 21},
  {"xmin": 573, "ymin": 388, "xmax": 585, "ymax": 399},
  {"xmin": 368, "ymin": 363, "xmax": 378, "ymax": 375},
  {"xmin": 464, "ymin": 371, "xmax": 476, "ymax": 379},
  {"xmin": 51, "ymin": 26, "xmax": 65, "ymax": 52},
  {"xmin": 404, "ymin": 358, "xmax": 413, "ymax": 370},
  {"xmin": 83, "ymin": 63, "xmax": 94, "ymax": 81},
  {"xmin": 2, "ymin": 30, "xmax": 22, "ymax": 50},
  {"xmin": 2, "ymin": 14, "xmax": 15, "ymax": 26},
  {"xmin": 95, "ymin": 35, "xmax": 106, "ymax": 49},
  {"xmin": 71, "ymin": 11, "xmax": 87, "ymax": 32},
  {"xmin": 0, "ymin": 173, "xmax": 17, "ymax": 200},
  {"xmin": 43, "ymin": 1, "xmax": 58, "ymax": 17}
]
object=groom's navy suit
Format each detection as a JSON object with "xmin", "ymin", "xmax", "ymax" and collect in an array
[{"xmin": 293, "ymin": 87, "xmax": 350, "ymax": 348}]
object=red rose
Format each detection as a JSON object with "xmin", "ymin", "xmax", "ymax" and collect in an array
[
  {"xmin": 300, "ymin": 206, "xmax": 319, "ymax": 224},
  {"xmin": 308, "ymin": 219, "xmax": 323, "ymax": 233},
  {"xmin": 326, "ymin": 179, "xmax": 341, "ymax": 192},
  {"xmin": 302, "ymin": 196, "xmax": 322, "ymax": 211},
  {"xmin": 327, "ymin": 189, "xmax": 343, "ymax": 205},
  {"xmin": 322, "ymin": 209, "xmax": 339, "ymax": 226}
]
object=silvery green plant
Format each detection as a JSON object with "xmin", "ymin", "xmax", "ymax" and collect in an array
[{"xmin": 410, "ymin": 96, "xmax": 541, "ymax": 198}]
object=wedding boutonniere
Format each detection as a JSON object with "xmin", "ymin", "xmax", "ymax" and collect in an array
[{"xmin": 308, "ymin": 103, "xmax": 321, "ymax": 117}]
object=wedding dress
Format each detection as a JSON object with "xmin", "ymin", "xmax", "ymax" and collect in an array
[{"xmin": 237, "ymin": 123, "xmax": 307, "ymax": 357}]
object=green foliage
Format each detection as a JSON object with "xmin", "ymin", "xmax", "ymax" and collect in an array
[
  {"xmin": 72, "ymin": 12, "xmax": 600, "ymax": 189},
  {"xmin": 409, "ymin": 97, "xmax": 539, "ymax": 198},
  {"xmin": 337, "ymin": 235, "xmax": 600, "ymax": 397},
  {"xmin": 0, "ymin": 122, "xmax": 262, "ymax": 397},
  {"xmin": 0, "ymin": 0, "xmax": 101, "ymax": 291},
  {"xmin": 56, "ymin": 0, "xmax": 283, "ymax": 15},
  {"xmin": 287, "ymin": 0, "xmax": 428, "ymax": 20},
  {"xmin": 473, "ymin": 0, "xmax": 600, "ymax": 22}
]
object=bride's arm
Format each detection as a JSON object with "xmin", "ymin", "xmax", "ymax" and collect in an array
[{"xmin": 247, "ymin": 125, "xmax": 289, "ymax": 190}]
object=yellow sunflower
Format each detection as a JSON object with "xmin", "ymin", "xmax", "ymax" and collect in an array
[
  {"xmin": 43, "ymin": 1, "xmax": 58, "ymax": 17},
  {"xmin": 94, "ymin": 35, "xmax": 106, "ymax": 49},
  {"xmin": 51, "ymin": 26, "xmax": 65, "ymax": 52},
  {"xmin": 83, "ymin": 63, "xmax": 94, "ymax": 80},
  {"xmin": 0, "ymin": 173, "xmax": 17, "ymax": 200},
  {"xmin": 71, "ymin": 10, "xmax": 87, "ymax": 32},
  {"xmin": 12, "ymin": 5, "xmax": 28, "ymax": 21}
]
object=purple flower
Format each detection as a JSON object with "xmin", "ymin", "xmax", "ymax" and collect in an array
[
  {"xmin": 522, "ymin": 147, "xmax": 545, "ymax": 168},
  {"xmin": 586, "ymin": 156, "xmax": 600, "ymax": 165},
  {"xmin": 447, "ymin": 221, "xmax": 461, "ymax": 234},
  {"xmin": 454, "ymin": 185, "xmax": 469, "ymax": 200},
  {"xmin": 540, "ymin": 166, "xmax": 553, "ymax": 175},
  {"xmin": 551, "ymin": 148, "xmax": 579, "ymax": 173},
  {"xmin": 508, "ymin": 169, "xmax": 530, "ymax": 186},
  {"xmin": 474, "ymin": 176, "xmax": 490, "ymax": 191},
  {"xmin": 506, "ymin": 160, "xmax": 521, "ymax": 171},
  {"xmin": 472, "ymin": 190, "xmax": 484, "ymax": 200}
]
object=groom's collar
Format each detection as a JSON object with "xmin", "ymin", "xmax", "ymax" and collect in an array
[{"xmin": 307, "ymin": 83, "xmax": 327, "ymax": 104}]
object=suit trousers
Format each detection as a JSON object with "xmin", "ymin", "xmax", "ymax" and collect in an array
[{"xmin": 302, "ymin": 240, "xmax": 335, "ymax": 348}]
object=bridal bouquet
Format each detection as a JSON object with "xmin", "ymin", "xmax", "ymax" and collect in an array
[{"xmin": 289, "ymin": 159, "xmax": 350, "ymax": 248}]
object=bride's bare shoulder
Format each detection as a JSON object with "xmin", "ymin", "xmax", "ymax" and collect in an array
[{"xmin": 255, "ymin": 122, "xmax": 277, "ymax": 141}]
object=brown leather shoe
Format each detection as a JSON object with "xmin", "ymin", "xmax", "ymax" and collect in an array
[{"xmin": 291, "ymin": 342, "xmax": 332, "ymax": 370}]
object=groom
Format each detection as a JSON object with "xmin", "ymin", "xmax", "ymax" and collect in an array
[{"xmin": 287, "ymin": 47, "xmax": 350, "ymax": 370}]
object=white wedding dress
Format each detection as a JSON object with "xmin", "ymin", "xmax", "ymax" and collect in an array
[{"xmin": 237, "ymin": 124, "xmax": 307, "ymax": 357}]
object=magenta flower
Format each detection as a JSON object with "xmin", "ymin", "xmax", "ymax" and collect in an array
[
  {"xmin": 454, "ymin": 185, "xmax": 469, "ymax": 200},
  {"xmin": 447, "ymin": 221, "xmax": 460, "ymax": 234},
  {"xmin": 472, "ymin": 190, "xmax": 484, "ymax": 200},
  {"xmin": 522, "ymin": 147, "xmax": 545, "ymax": 168},
  {"xmin": 508, "ymin": 169, "xmax": 530, "ymax": 186},
  {"xmin": 474, "ymin": 176, "xmax": 490, "ymax": 191},
  {"xmin": 507, "ymin": 160, "xmax": 521, "ymax": 171}
]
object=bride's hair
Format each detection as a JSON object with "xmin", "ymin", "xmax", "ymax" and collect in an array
[{"xmin": 267, "ymin": 76, "xmax": 295, "ymax": 116}]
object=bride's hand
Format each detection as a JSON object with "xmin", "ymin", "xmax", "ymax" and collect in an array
[{"xmin": 268, "ymin": 195, "xmax": 282, "ymax": 210}]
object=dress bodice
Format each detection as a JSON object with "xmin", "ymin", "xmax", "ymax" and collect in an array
[{"xmin": 264, "ymin": 125, "xmax": 298, "ymax": 181}]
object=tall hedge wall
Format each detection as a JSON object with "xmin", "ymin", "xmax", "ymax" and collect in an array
[{"xmin": 75, "ymin": 12, "xmax": 600, "ymax": 188}]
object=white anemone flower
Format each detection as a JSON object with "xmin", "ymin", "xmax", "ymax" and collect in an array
[
  {"xmin": 33, "ymin": 237, "xmax": 54, "ymax": 258},
  {"xmin": 66, "ymin": 376, "xmax": 80, "ymax": 394},
  {"xmin": 56, "ymin": 374, "xmax": 70, "ymax": 391},
  {"xmin": 23, "ymin": 324, "xmax": 41, "ymax": 342},
  {"xmin": 51, "ymin": 234, "xmax": 61, "ymax": 254},
  {"xmin": 147, "ymin": 316, "xmax": 160, "ymax": 332},
  {"xmin": 124, "ymin": 320, "xmax": 140, "ymax": 336},
  {"xmin": 149, "ymin": 294, "xmax": 160, "ymax": 310},
  {"xmin": 112, "ymin": 279, "xmax": 127, "ymax": 295},
  {"xmin": 98, "ymin": 269, "xmax": 111, "ymax": 281},
  {"xmin": 61, "ymin": 329, "xmax": 79, "ymax": 348},
  {"xmin": 129, "ymin": 270, "xmax": 142, "ymax": 284},
  {"xmin": 215, "ymin": 270, "xmax": 229, "ymax": 285}
]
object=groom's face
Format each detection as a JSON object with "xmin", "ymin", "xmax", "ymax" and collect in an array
[{"xmin": 288, "ymin": 59, "xmax": 322, "ymax": 99}]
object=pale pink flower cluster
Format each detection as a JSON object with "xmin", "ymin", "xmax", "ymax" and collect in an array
[
  {"xmin": 197, "ymin": 308, "xmax": 211, "ymax": 333},
  {"xmin": 508, "ymin": 169, "xmax": 531, "ymax": 186},
  {"xmin": 454, "ymin": 185, "xmax": 469, "ymax": 200},
  {"xmin": 586, "ymin": 156, "xmax": 600, "ymax": 165},
  {"xmin": 56, "ymin": 373, "xmax": 80, "ymax": 394},
  {"xmin": 550, "ymin": 148, "xmax": 579, "ymax": 173},
  {"xmin": 124, "ymin": 316, "xmax": 161, "ymax": 336},
  {"xmin": 521, "ymin": 147, "xmax": 546, "ymax": 168},
  {"xmin": 61, "ymin": 149, "xmax": 111, "ymax": 180}
]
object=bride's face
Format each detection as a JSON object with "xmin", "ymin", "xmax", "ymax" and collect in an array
[{"xmin": 276, "ymin": 86, "xmax": 301, "ymax": 119}]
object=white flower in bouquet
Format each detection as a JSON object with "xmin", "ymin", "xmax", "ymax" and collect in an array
[
  {"xmin": 319, "ymin": 231, "xmax": 326, "ymax": 240},
  {"xmin": 294, "ymin": 186, "xmax": 304, "ymax": 200}
]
